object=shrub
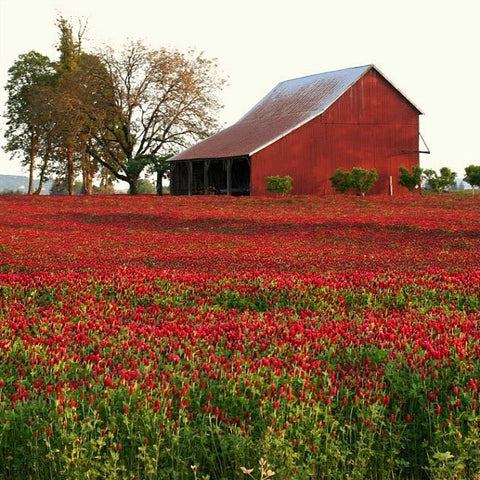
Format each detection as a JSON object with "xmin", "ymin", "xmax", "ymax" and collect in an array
[
  {"xmin": 136, "ymin": 179, "xmax": 156, "ymax": 194},
  {"xmin": 399, "ymin": 166, "xmax": 423, "ymax": 192},
  {"xmin": 329, "ymin": 169, "xmax": 351, "ymax": 193},
  {"xmin": 266, "ymin": 175, "xmax": 293, "ymax": 195},
  {"xmin": 349, "ymin": 167, "xmax": 378, "ymax": 196},
  {"xmin": 330, "ymin": 167, "xmax": 378, "ymax": 196}
]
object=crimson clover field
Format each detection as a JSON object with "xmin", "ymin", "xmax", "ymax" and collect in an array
[{"xmin": 0, "ymin": 194, "xmax": 479, "ymax": 479}]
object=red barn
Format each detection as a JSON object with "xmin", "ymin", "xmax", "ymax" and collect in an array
[{"xmin": 169, "ymin": 64, "xmax": 423, "ymax": 196}]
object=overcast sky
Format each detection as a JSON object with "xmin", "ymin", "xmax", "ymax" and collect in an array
[{"xmin": 1, "ymin": 0, "xmax": 479, "ymax": 179}]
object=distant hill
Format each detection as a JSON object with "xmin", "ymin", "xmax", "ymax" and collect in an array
[{"xmin": 0, "ymin": 174, "xmax": 52, "ymax": 194}]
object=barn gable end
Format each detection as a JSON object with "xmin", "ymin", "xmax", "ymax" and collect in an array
[{"xmin": 169, "ymin": 65, "xmax": 422, "ymax": 196}]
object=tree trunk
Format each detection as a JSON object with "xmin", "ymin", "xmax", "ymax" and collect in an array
[
  {"xmin": 81, "ymin": 170, "xmax": 93, "ymax": 195},
  {"xmin": 99, "ymin": 168, "xmax": 114, "ymax": 194},
  {"xmin": 27, "ymin": 133, "xmax": 36, "ymax": 195},
  {"xmin": 81, "ymin": 144, "xmax": 94, "ymax": 195},
  {"xmin": 66, "ymin": 146, "xmax": 75, "ymax": 196},
  {"xmin": 33, "ymin": 162, "xmax": 47, "ymax": 195},
  {"xmin": 34, "ymin": 145, "xmax": 50, "ymax": 195},
  {"xmin": 81, "ymin": 154, "xmax": 93, "ymax": 195},
  {"xmin": 156, "ymin": 170, "xmax": 163, "ymax": 196},
  {"xmin": 34, "ymin": 174, "xmax": 45, "ymax": 195},
  {"xmin": 128, "ymin": 176, "xmax": 139, "ymax": 195},
  {"xmin": 28, "ymin": 154, "xmax": 35, "ymax": 195}
]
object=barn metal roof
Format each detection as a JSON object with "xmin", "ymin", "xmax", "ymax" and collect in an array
[{"xmin": 170, "ymin": 64, "xmax": 421, "ymax": 161}]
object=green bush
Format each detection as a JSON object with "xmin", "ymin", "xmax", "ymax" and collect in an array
[
  {"xmin": 136, "ymin": 178, "xmax": 156, "ymax": 194},
  {"xmin": 330, "ymin": 167, "xmax": 378, "ymax": 196},
  {"xmin": 266, "ymin": 175, "xmax": 293, "ymax": 195},
  {"xmin": 349, "ymin": 167, "xmax": 378, "ymax": 196},
  {"xmin": 399, "ymin": 166, "xmax": 423, "ymax": 192},
  {"xmin": 329, "ymin": 169, "xmax": 351, "ymax": 193}
]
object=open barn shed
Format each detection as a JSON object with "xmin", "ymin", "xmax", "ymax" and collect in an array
[{"xmin": 169, "ymin": 64, "xmax": 424, "ymax": 196}]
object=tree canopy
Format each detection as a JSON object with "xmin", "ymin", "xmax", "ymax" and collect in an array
[
  {"xmin": 3, "ymin": 18, "xmax": 226, "ymax": 195},
  {"xmin": 423, "ymin": 167, "xmax": 456, "ymax": 193},
  {"xmin": 399, "ymin": 166, "xmax": 423, "ymax": 192},
  {"xmin": 4, "ymin": 51, "xmax": 56, "ymax": 194},
  {"xmin": 86, "ymin": 41, "xmax": 226, "ymax": 194},
  {"xmin": 464, "ymin": 165, "xmax": 480, "ymax": 193}
]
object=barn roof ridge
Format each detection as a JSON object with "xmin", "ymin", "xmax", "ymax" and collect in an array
[
  {"xmin": 170, "ymin": 64, "xmax": 420, "ymax": 162},
  {"xmin": 275, "ymin": 63, "xmax": 374, "ymax": 86}
]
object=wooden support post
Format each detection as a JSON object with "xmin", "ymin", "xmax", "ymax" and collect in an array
[
  {"xmin": 169, "ymin": 162, "xmax": 176, "ymax": 195},
  {"xmin": 187, "ymin": 161, "xmax": 193, "ymax": 196},
  {"xmin": 226, "ymin": 158, "xmax": 232, "ymax": 195},
  {"xmin": 204, "ymin": 160, "xmax": 210, "ymax": 194}
]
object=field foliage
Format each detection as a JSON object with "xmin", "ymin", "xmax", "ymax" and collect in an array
[{"xmin": 0, "ymin": 194, "xmax": 479, "ymax": 479}]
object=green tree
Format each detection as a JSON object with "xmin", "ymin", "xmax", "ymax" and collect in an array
[
  {"xmin": 55, "ymin": 51, "xmax": 115, "ymax": 195},
  {"xmin": 464, "ymin": 165, "xmax": 480, "ymax": 194},
  {"xmin": 423, "ymin": 169, "xmax": 438, "ymax": 191},
  {"xmin": 331, "ymin": 167, "xmax": 378, "ymax": 196},
  {"xmin": 50, "ymin": 17, "xmax": 119, "ymax": 195},
  {"xmin": 136, "ymin": 178, "xmax": 156, "ymax": 194},
  {"xmin": 146, "ymin": 154, "xmax": 173, "ymax": 195},
  {"xmin": 87, "ymin": 41, "xmax": 226, "ymax": 194},
  {"xmin": 4, "ymin": 17, "xmax": 103, "ymax": 196},
  {"xmin": 424, "ymin": 167, "xmax": 456, "ymax": 192},
  {"xmin": 349, "ymin": 167, "xmax": 378, "ymax": 196},
  {"xmin": 3, "ymin": 51, "xmax": 56, "ymax": 194},
  {"xmin": 399, "ymin": 166, "xmax": 423, "ymax": 192},
  {"xmin": 52, "ymin": 17, "xmax": 88, "ymax": 196},
  {"xmin": 266, "ymin": 175, "xmax": 293, "ymax": 195},
  {"xmin": 330, "ymin": 168, "xmax": 351, "ymax": 193},
  {"xmin": 56, "ymin": 17, "xmax": 84, "ymax": 75}
]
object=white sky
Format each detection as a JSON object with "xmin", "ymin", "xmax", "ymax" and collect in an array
[{"xmin": 1, "ymin": 0, "xmax": 479, "ymax": 178}]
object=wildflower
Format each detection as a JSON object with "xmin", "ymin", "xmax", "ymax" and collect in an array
[{"xmin": 240, "ymin": 467, "xmax": 254, "ymax": 474}]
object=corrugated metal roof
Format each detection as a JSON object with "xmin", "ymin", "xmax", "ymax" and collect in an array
[{"xmin": 170, "ymin": 64, "xmax": 420, "ymax": 161}]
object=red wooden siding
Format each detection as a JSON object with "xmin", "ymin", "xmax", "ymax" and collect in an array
[{"xmin": 251, "ymin": 69, "xmax": 419, "ymax": 195}]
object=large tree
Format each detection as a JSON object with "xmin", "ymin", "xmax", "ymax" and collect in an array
[
  {"xmin": 87, "ymin": 41, "xmax": 226, "ymax": 194},
  {"xmin": 4, "ymin": 51, "xmax": 56, "ymax": 194},
  {"xmin": 464, "ymin": 165, "xmax": 480, "ymax": 194},
  {"xmin": 52, "ymin": 51, "xmax": 113, "ymax": 195},
  {"xmin": 53, "ymin": 17, "xmax": 88, "ymax": 195},
  {"xmin": 424, "ymin": 167, "xmax": 456, "ymax": 192},
  {"xmin": 50, "ymin": 17, "xmax": 117, "ymax": 195},
  {"xmin": 4, "ymin": 18, "xmax": 96, "ymax": 196}
]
